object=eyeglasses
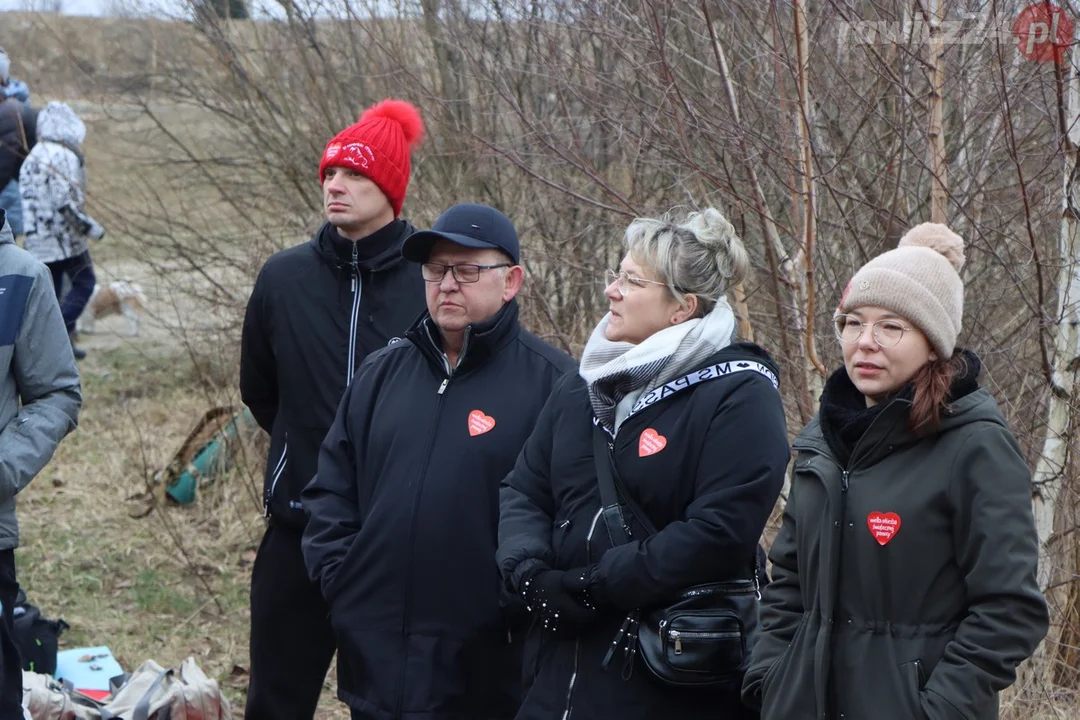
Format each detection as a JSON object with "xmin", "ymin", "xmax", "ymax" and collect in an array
[
  {"xmin": 833, "ymin": 314, "xmax": 911, "ymax": 348},
  {"xmin": 421, "ymin": 262, "xmax": 511, "ymax": 284},
  {"xmin": 605, "ymin": 268, "xmax": 674, "ymax": 297}
]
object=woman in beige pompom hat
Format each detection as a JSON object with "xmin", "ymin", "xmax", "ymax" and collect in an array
[{"xmin": 744, "ymin": 224, "xmax": 1049, "ymax": 720}]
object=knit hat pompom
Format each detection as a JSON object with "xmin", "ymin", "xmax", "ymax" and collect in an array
[
  {"xmin": 898, "ymin": 222, "xmax": 965, "ymax": 272},
  {"xmin": 359, "ymin": 99, "xmax": 425, "ymax": 149}
]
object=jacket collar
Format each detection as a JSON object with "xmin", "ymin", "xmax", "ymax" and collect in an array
[
  {"xmin": 801, "ymin": 349, "xmax": 985, "ymax": 469},
  {"xmin": 311, "ymin": 219, "xmax": 413, "ymax": 273},
  {"xmin": 407, "ymin": 299, "xmax": 521, "ymax": 378},
  {"xmin": 0, "ymin": 208, "xmax": 12, "ymax": 245}
]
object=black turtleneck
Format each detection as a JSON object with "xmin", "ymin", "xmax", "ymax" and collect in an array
[{"xmin": 818, "ymin": 350, "xmax": 983, "ymax": 467}]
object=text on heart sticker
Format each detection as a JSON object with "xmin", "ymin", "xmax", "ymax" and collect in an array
[
  {"xmin": 866, "ymin": 511, "xmax": 902, "ymax": 545},
  {"xmin": 468, "ymin": 410, "xmax": 496, "ymax": 437},
  {"xmin": 639, "ymin": 428, "xmax": 667, "ymax": 457}
]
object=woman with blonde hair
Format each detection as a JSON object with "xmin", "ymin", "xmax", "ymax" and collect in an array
[{"xmin": 499, "ymin": 207, "xmax": 790, "ymax": 719}]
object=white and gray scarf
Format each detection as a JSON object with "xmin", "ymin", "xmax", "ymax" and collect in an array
[{"xmin": 579, "ymin": 299, "xmax": 737, "ymax": 434}]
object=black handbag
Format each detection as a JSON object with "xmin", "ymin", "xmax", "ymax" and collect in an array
[
  {"xmin": 12, "ymin": 589, "xmax": 69, "ymax": 675},
  {"xmin": 592, "ymin": 425, "xmax": 761, "ymax": 689}
]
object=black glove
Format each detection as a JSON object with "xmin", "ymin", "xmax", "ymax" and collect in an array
[{"xmin": 521, "ymin": 568, "xmax": 599, "ymax": 633}]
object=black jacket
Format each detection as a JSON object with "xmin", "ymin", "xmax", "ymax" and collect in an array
[
  {"xmin": 240, "ymin": 220, "xmax": 425, "ymax": 528},
  {"xmin": 301, "ymin": 300, "xmax": 575, "ymax": 719},
  {"xmin": 743, "ymin": 360, "xmax": 1048, "ymax": 720},
  {"xmin": 0, "ymin": 98, "xmax": 36, "ymax": 189},
  {"xmin": 498, "ymin": 343, "xmax": 790, "ymax": 720}
]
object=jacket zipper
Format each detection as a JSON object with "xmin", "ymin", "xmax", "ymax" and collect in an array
[
  {"xmin": 561, "ymin": 505, "xmax": 604, "ymax": 720},
  {"xmin": 827, "ymin": 467, "xmax": 850, "ymax": 716},
  {"xmin": 396, "ymin": 379, "xmax": 449, "ymax": 717},
  {"xmin": 394, "ymin": 323, "xmax": 471, "ymax": 715},
  {"xmin": 263, "ymin": 435, "xmax": 289, "ymax": 518},
  {"xmin": 347, "ymin": 243, "xmax": 361, "ymax": 385},
  {"xmin": 795, "ymin": 409, "xmax": 899, "ymax": 719},
  {"xmin": 423, "ymin": 321, "xmax": 471, "ymax": 394}
]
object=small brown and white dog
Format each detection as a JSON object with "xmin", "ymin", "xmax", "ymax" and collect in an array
[{"xmin": 77, "ymin": 280, "xmax": 147, "ymax": 336}]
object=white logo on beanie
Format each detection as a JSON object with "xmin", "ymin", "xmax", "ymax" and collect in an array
[
  {"xmin": 324, "ymin": 142, "xmax": 342, "ymax": 160},
  {"xmin": 342, "ymin": 142, "xmax": 376, "ymax": 170}
]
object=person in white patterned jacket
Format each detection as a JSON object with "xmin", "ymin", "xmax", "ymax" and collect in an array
[{"xmin": 19, "ymin": 101, "xmax": 105, "ymax": 360}]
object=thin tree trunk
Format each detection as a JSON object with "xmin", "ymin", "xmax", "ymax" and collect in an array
[
  {"xmin": 704, "ymin": 3, "xmax": 816, "ymax": 423},
  {"xmin": 928, "ymin": 0, "xmax": 948, "ymax": 222},
  {"xmin": 793, "ymin": 0, "xmax": 826, "ymax": 403}
]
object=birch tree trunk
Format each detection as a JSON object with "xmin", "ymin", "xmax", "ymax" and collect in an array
[
  {"xmin": 792, "ymin": 0, "xmax": 826, "ymax": 409},
  {"xmin": 927, "ymin": 0, "xmax": 948, "ymax": 223},
  {"xmin": 1027, "ymin": 47, "xmax": 1080, "ymax": 688}
]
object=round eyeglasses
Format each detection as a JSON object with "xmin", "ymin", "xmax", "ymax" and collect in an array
[
  {"xmin": 604, "ymin": 269, "xmax": 673, "ymax": 297},
  {"xmin": 833, "ymin": 314, "xmax": 911, "ymax": 348}
]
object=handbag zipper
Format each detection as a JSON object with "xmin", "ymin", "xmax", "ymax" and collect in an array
[{"xmin": 668, "ymin": 629, "xmax": 741, "ymax": 655}]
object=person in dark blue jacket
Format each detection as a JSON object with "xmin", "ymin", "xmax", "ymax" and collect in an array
[
  {"xmin": 498, "ymin": 208, "xmax": 791, "ymax": 720},
  {"xmin": 301, "ymin": 202, "xmax": 576, "ymax": 720}
]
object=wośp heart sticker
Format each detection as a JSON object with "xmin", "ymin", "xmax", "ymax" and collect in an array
[
  {"xmin": 468, "ymin": 410, "xmax": 496, "ymax": 437},
  {"xmin": 639, "ymin": 428, "xmax": 667, "ymax": 457},
  {"xmin": 867, "ymin": 511, "xmax": 901, "ymax": 545}
]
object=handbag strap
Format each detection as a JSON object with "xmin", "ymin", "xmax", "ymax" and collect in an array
[
  {"xmin": 592, "ymin": 421, "xmax": 762, "ymax": 586},
  {"xmin": 593, "ymin": 422, "xmax": 656, "ymax": 546},
  {"xmin": 133, "ymin": 668, "xmax": 174, "ymax": 720}
]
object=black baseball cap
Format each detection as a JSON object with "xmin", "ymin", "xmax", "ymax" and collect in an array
[{"xmin": 401, "ymin": 203, "xmax": 520, "ymax": 264}]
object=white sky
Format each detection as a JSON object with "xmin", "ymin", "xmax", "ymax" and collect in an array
[
  {"xmin": 1, "ymin": 0, "xmax": 118, "ymax": 14},
  {"xmin": 0, "ymin": 0, "xmax": 196, "ymax": 17},
  {"xmin": 0, "ymin": 0, "xmax": 406, "ymax": 18}
]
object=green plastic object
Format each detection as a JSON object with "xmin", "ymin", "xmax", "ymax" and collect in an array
[{"xmin": 165, "ymin": 408, "xmax": 256, "ymax": 505}]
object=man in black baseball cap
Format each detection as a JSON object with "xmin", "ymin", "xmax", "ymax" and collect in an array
[{"xmin": 302, "ymin": 201, "xmax": 574, "ymax": 720}]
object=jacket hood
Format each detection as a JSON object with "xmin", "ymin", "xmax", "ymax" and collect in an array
[
  {"xmin": 36, "ymin": 101, "xmax": 85, "ymax": 147},
  {"xmin": 0, "ymin": 208, "xmax": 12, "ymax": 245}
]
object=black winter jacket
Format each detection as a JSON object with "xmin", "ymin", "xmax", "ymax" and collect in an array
[
  {"xmin": 743, "ymin": 361, "xmax": 1048, "ymax": 720},
  {"xmin": 498, "ymin": 343, "xmax": 791, "ymax": 720},
  {"xmin": 301, "ymin": 300, "xmax": 575, "ymax": 719},
  {"xmin": 240, "ymin": 220, "xmax": 425, "ymax": 528},
  {"xmin": 0, "ymin": 98, "xmax": 36, "ymax": 189}
]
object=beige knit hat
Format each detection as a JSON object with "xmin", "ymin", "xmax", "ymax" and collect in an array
[{"xmin": 837, "ymin": 223, "xmax": 965, "ymax": 359}]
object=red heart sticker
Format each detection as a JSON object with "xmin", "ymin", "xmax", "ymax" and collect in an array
[
  {"xmin": 468, "ymin": 410, "xmax": 496, "ymax": 437},
  {"xmin": 638, "ymin": 428, "xmax": 667, "ymax": 457},
  {"xmin": 867, "ymin": 512, "xmax": 902, "ymax": 545}
]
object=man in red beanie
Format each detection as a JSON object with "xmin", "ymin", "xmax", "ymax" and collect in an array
[{"xmin": 240, "ymin": 98, "xmax": 427, "ymax": 720}]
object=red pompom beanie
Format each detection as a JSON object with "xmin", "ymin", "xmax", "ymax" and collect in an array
[{"xmin": 319, "ymin": 99, "xmax": 425, "ymax": 217}]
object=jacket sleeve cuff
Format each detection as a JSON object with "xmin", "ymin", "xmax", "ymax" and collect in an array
[{"xmin": 509, "ymin": 558, "xmax": 547, "ymax": 593}]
